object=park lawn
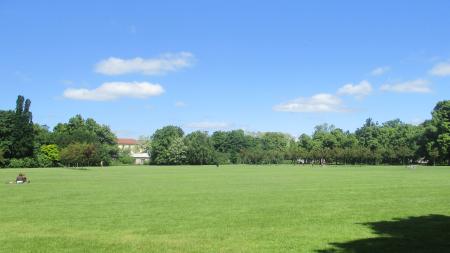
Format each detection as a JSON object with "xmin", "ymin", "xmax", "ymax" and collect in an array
[{"xmin": 1, "ymin": 165, "xmax": 449, "ymax": 253}]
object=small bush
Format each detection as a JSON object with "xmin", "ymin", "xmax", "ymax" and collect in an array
[
  {"xmin": 8, "ymin": 157, "xmax": 37, "ymax": 168},
  {"xmin": 36, "ymin": 153, "xmax": 53, "ymax": 167}
]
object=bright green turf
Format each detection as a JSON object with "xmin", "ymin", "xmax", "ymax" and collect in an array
[{"xmin": 1, "ymin": 165, "xmax": 449, "ymax": 252}]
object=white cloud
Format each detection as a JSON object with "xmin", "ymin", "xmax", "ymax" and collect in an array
[
  {"xmin": 174, "ymin": 101, "xmax": 187, "ymax": 107},
  {"xmin": 429, "ymin": 62, "xmax": 450, "ymax": 76},
  {"xmin": 63, "ymin": 82, "xmax": 164, "ymax": 101},
  {"xmin": 95, "ymin": 52, "xmax": 195, "ymax": 75},
  {"xmin": 380, "ymin": 79, "xmax": 431, "ymax": 93},
  {"xmin": 274, "ymin": 93, "xmax": 347, "ymax": 113},
  {"xmin": 185, "ymin": 121, "xmax": 231, "ymax": 130},
  {"xmin": 337, "ymin": 80, "xmax": 372, "ymax": 99},
  {"xmin": 371, "ymin": 66, "xmax": 390, "ymax": 76}
]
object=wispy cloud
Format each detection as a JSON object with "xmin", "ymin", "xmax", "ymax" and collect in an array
[
  {"xmin": 337, "ymin": 80, "xmax": 372, "ymax": 99},
  {"xmin": 174, "ymin": 101, "xmax": 187, "ymax": 108},
  {"xmin": 63, "ymin": 81, "xmax": 164, "ymax": 101},
  {"xmin": 371, "ymin": 66, "xmax": 390, "ymax": 76},
  {"xmin": 185, "ymin": 121, "xmax": 231, "ymax": 130},
  {"xmin": 429, "ymin": 62, "xmax": 450, "ymax": 76},
  {"xmin": 95, "ymin": 52, "xmax": 195, "ymax": 75},
  {"xmin": 13, "ymin": 71, "xmax": 32, "ymax": 82},
  {"xmin": 380, "ymin": 79, "xmax": 431, "ymax": 93},
  {"xmin": 274, "ymin": 93, "xmax": 348, "ymax": 113}
]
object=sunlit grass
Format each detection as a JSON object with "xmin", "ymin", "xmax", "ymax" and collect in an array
[{"xmin": 1, "ymin": 165, "xmax": 449, "ymax": 252}]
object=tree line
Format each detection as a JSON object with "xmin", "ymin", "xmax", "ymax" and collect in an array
[
  {"xmin": 0, "ymin": 95, "xmax": 449, "ymax": 168},
  {"xmin": 0, "ymin": 96, "xmax": 118, "ymax": 168},
  {"xmin": 147, "ymin": 100, "xmax": 449, "ymax": 166}
]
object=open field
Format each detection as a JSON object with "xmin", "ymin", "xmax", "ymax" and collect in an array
[{"xmin": 1, "ymin": 165, "xmax": 450, "ymax": 253}]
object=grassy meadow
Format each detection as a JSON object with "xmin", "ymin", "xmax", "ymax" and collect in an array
[{"xmin": 1, "ymin": 165, "xmax": 450, "ymax": 253}]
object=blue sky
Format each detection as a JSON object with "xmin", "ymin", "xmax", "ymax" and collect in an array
[{"xmin": 1, "ymin": 1, "xmax": 450, "ymax": 138}]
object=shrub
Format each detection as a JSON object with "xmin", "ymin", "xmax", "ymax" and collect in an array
[
  {"xmin": 8, "ymin": 157, "xmax": 37, "ymax": 168},
  {"xmin": 118, "ymin": 150, "xmax": 134, "ymax": 165},
  {"xmin": 36, "ymin": 153, "xmax": 53, "ymax": 167},
  {"xmin": 60, "ymin": 142, "xmax": 101, "ymax": 167}
]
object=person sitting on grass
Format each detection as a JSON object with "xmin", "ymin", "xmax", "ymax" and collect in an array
[{"xmin": 15, "ymin": 173, "xmax": 28, "ymax": 184}]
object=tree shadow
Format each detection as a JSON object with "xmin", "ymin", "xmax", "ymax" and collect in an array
[
  {"xmin": 65, "ymin": 167, "xmax": 90, "ymax": 171},
  {"xmin": 317, "ymin": 214, "xmax": 450, "ymax": 253}
]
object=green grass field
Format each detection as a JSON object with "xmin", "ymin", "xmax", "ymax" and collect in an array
[{"xmin": 1, "ymin": 165, "xmax": 450, "ymax": 253}]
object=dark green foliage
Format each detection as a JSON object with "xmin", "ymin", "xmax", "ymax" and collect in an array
[
  {"xmin": 33, "ymin": 124, "xmax": 53, "ymax": 148},
  {"xmin": 11, "ymin": 96, "xmax": 34, "ymax": 158},
  {"xmin": 0, "ymin": 110, "xmax": 15, "ymax": 159},
  {"xmin": 210, "ymin": 130, "xmax": 252, "ymax": 163},
  {"xmin": 60, "ymin": 142, "xmax": 105, "ymax": 167},
  {"xmin": 53, "ymin": 115, "xmax": 117, "ymax": 148},
  {"xmin": 418, "ymin": 100, "xmax": 450, "ymax": 165},
  {"xmin": 52, "ymin": 115, "xmax": 118, "ymax": 166},
  {"xmin": 0, "ymin": 96, "xmax": 34, "ymax": 161},
  {"xmin": 0, "ymin": 148, "xmax": 4, "ymax": 164},
  {"xmin": 184, "ymin": 131, "xmax": 216, "ymax": 165}
]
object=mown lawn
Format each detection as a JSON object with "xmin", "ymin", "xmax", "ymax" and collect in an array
[{"xmin": 1, "ymin": 165, "xmax": 449, "ymax": 253}]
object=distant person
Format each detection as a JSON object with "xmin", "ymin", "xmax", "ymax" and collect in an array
[{"xmin": 15, "ymin": 173, "xmax": 29, "ymax": 184}]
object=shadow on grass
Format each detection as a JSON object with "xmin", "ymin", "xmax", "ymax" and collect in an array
[
  {"xmin": 65, "ymin": 167, "xmax": 90, "ymax": 171},
  {"xmin": 317, "ymin": 214, "xmax": 450, "ymax": 253}
]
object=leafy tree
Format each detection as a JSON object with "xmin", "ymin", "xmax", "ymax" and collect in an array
[
  {"xmin": 34, "ymin": 124, "xmax": 53, "ymax": 148},
  {"xmin": 38, "ymin": 144, "xmax": 60, "ymax": 167},
  {"xmin": 184, "ymin": 131, "xmax": 215, "ymax": 165},
  {"xmin": 10, "ymin": 96, "xmax": 34, "ymax": 158},
  {"xmin": 60, "ymin": 142, "xmax": 102, "ymax": 167},
  {"xmin": 211, "ymin": 131, "xmax": 228, "ymax": 153},
  {"xmin": 150, "ymin": 126, "xmax": 185, "ymax": 165},
  {"xmin": 286, "ymin": 139, "xmax": 300, "ymax": 163},
  {"xmin": 53, "ymin": 115, "xmax": 118, "ymax": 165},
  {"xmin": 0, "ymin": 96, "xmax": 34, "ymax": 161},
  {"xmin": 432, "ymin": 101, "xmax": 450, "ymax": 164},
  {"xmin": 0, "ymin": 110, "xmax": 15, "ymax": 159},
  {"xmin": 355, "ymin": 118, "xmax": 381, "ymax": 164},
  {"xmin": 210, "ymin": 130, "xmax": 251, "ymax": 164},
  {"xmin": 53, "ymin": 115, "xmax": 116, "ymax": 147},
  {"xmin": 260, "ymin": 132, "xmax": 291, "ymax": 152},
  {"xmin": 167, "ymin": 137, "xmax": 187, "ymax": 165}
]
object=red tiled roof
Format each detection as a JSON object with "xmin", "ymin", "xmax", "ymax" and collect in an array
[{"xmin": 117, "ymin": 138, "xmax": 138, "ymax": 145}]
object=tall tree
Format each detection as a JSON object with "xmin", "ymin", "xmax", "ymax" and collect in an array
[
  {"xmin": 9, "ymin": 96, "xmax": 34, "ymax": 158},
  {"xmin": 0, "ymin": 110, "xmax": 15, "ymax": 158},
  {"xmin": 420, "ymin": 100, "xmax": 450, "ymax": 165},
  {"xmin": 150, "ymin": 126, "xmax": 185, "ymax": 165}
]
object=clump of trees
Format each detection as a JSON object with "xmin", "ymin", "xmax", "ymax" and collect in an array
[
  {"xmin": 0, "ymin": 95, "xmax": 118, "ymax": 168},
  {"xmin": 0, "ymin": 95, "xmax": 448, "ymax": 168}
]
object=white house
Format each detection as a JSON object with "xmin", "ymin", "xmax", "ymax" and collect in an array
[{"xmin": 117, "ymin": 138, "xmax": 150, "ymax": 165}]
